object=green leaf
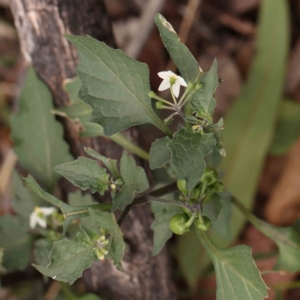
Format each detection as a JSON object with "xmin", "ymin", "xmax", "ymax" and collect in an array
[
  {"xmin": 0, "ymin": 215, "xmax": 32, "ymax": 271},
  {"xmin": 154, "ymin": 14, "xmax": 199, "ymax": 82},
  {"xmin": 10, "ymin": 67, "xmax": 72, "ymax": 188},
  {"xmin": 177, "ymin": 228, "xmax": 211, "ymax": 291},
  {"xmin": 168, "ymin": 127, "xmax": 216, "ymax": 190},
  {"xmin": 24, "ymin": 175, "xmax": 111, "ymax": 234},
  {"xmin": 258, "ymin": 220, "xmax": 300, "ymax": 273},
  {"xmin": 88, "ymin": 208, "xmax": 125, "ymax": 266},
  {"xmin": 151, "ymin": 203, "xmax": 182, "ymax": 256},
  {"xmin": 53, "ymin": 77, "xmax": 104, "ymax": 138},
  {"xmin": 269, "ymin": 100, "xmax": 300, "ymax": 156},
  {"xmin": 191, "ymin": 60, "xmax": 218, "ymax": 121},
  {"xmin": 68, "ymin": 190, "xmax": 96, "ymax": 206},
  {"xmin": 84, "ymin": 147, "xmax": 120, "ymax": 179},
  {"xmin": 66, "ymin": 35, "xmax": 171, "ymax": 137},
  {"xmin": 54, "ymin": 157, "xmax": 110, "ymax": 195},
  {"xmin": 11, "ymin": 172, "xmax": 38, "ymax": 223},
  {"xmin": 233, "ymin": 198, "xmax": 300, "ymax": 273},
  {"xmin": 202, "ymin": 194, "xmax": 223, "ymax": 222},
  {"xmin": 149, "ymin": 136, "xmax": 171, "ymax": 170},
  {"xmin": 220, "ymin": 0, "xmax": 289, "ymax": 245},
  {"xmin": 33, "ymin": 227, "xmax": 98, "ymax": 284},
  {"xmin": 197, "ymin": 230, "xmax": 268, "ymax": 300},
  {"xmin": 112, "ymin": 151, "xmax": 149, "ymax": 211},
  {"xmin": 206, "ymin": 118, "xmax": 226, "ymax": 156},
  {"xmin": 34, "ymin": 239, "xmax": 53, "ymax": 267},
  {"xmin": 209, "ymin": 192, "xmax": 233, "ymax": 245}
]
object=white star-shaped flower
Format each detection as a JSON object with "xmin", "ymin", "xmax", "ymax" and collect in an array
[
  {"xmin": 30, "ymin": 206, "xmax": 56, "ymax": 229},
  {"xmin": 158, "ymin": 71, "xmax": 187, "ymax": 98}
]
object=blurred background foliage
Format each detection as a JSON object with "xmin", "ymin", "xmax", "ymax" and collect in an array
[{"xmin": 0, "ymin": 0, "xmax": 300, "ymax": 299}]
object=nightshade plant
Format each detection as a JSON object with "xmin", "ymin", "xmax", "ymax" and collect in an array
[{"xmin": 2, "ymin": 13, "xmax": 300, "ymax": 300}]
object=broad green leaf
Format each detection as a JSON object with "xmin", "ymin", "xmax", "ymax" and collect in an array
[
  {"xmin": 34, "ymin": 239, "xmax": 53, "ymax": 267},
  {"xmin": 269, "ymin": 100, "xmax": 300, "ymax": 156},
  {"xmin": 202, "ymin": 194, "xmax": 223, "ymax": 222},
  {"xmin": 168, "ymin": 127, "xmax": 216, "ymax": 190},
  {"xmin": 206, "ymin": 118, "xmax": 226, "ymax": 156},
  {"xmin": 257, "ymin": 220, "xmax": 300, "ymax": 273},
  {"xmin": 154, "ymin": 14, "xmax": 199, "ymax": 82},
  {"xmin": 197, "ymin": 230, "xmax": 268, "ymax": 300},
  {"xmin": 84, "ymin": 147, "xmax": 120, "ymax": 179},
  {"xmin": 54, "ymin": 157, "xmax": 110, "ymax": 195},
  {"xmin": 66, "ymin": 35, "xmax": 171, "ymax": 136},
  {"xmin": 0, "ymin": 215, "xmax": 32, "ymax": 271},
  {"xmin": 233, "ymin": 198, "xmax": 300, "ymax": 273},
  {"xmin": 177, "ymin": 228, "xmax": 211, "ymax": 291},
  {"xmin": 209, "ymin": 192, "xmax": 233, "ymax": 245},
  {"xmin": 68, "ymin": 190, "xmax": 96, "ymax": 206},
  {"xmin": 149, "ymin": 136, "xmax": 171, "ymax": 170},
  {"xmin": 58, "ymin": 78, "xmax": 151, "ymax": 161},
  {"xmin": 220, "ymin": 0, "xmax": 289, "ymax": 245},
  {"xmin": 88, "ymin": 208, "xmax": 125, "ymax": 266},
  {"xmin": 151, "ymin": 203, "xmax": 181, "ymax": 256},
  {"xmin": 10, "ymin": 67, "xmax": 72, "ymax": 188},
  {"xmin": 24, "ymin": 175, "xmax": 111, "ymax": 234},
  {"xmin": 190, "ymin": 60, "xmax": 218, "ymax": 121},
  {"xmin": 33, "ymin": 226, "xmax": 98, "ymax": 284},
  {"xmin": 53, "ymin": 77, "xmax": 104, "ymax": 138},
  {"xmin": 11, "ymin": 171, "xmax": 40, "ymax": 225},
  {"xmin": 112, "ymin": 151, "xmax": 149, "ymax": 211}
]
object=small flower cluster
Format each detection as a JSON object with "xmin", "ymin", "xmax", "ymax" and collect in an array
[{"xmin": 149, "ymin": 70, "xmax": 202, "ymax": 125}]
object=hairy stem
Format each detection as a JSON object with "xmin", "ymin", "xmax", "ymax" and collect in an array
[
  {"xmin": 110, "ymin": 132, "xmax": 150, "ymax": 161},
  {"xmin": 146, "ymin": 196, "xmax": 186, "ymax": 208},
  {"xmin": 117, "ymin": 182, "xmax": 178, "ymax": 226}
]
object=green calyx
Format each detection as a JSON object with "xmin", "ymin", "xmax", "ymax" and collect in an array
[
  {"xmin": 195, "ymin": 216, "xmax": 211, "ymax": 231},
  {"xmin": 200, "ymin": 167, "xmax": 218, "ymax": 186}
]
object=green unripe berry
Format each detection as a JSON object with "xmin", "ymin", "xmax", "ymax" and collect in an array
[
  {"xmin": 195, "ymin": 216, "xmax": 211, "ymax": 231},
  {"xmin": 169, "ymin": 213, "xmax": 190, "ymax": 235},
  {"xmin": 177, "ymin": 179, "xmax": 189, "ymax": 194}
]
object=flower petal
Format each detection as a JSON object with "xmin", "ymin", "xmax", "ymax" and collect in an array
[
  {"xmin": 167, "ymin": 70, "xmax": 176, "ymax": 76},
  {"xmin": 36, "ymin": 217, "xmax": 47, "ymax": 228},
  {"xmin": 40, "ymin": 207, "xmax": 56, "ymax": 216},
  {"xmin": 158, "ymin": 79, "xmax": 171, "ymax": 91},
  {"xmin": 172, "ymin": 81, "xmax": 180, "ymax": 98},
  {"xmin": 30, "ymin": 212, "xmax": 37, "ymax": 229},
  {"xmin": 177, "ymin": 76, "xmax": 187, "ymax": 87},
  {"xmin": 158, "ymin": 71, "xmax": 171, "ymax": 79}
]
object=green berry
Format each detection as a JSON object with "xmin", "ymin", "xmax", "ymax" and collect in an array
[
  {"xmin": 177, "ymin": 179, "xmax": 189, "ymax": 194},
  {"xmin": 169, "ymin": 213, "xmax": 190, "ymax": 235}
]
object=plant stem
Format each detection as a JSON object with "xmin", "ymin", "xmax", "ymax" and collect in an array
[
  {"xmin": 117, "ymin": 182, "xmax": 178, "ymax": 226},
  {"xmin": 177, "ymin": 86, "xmax": 192, "ymax": 107},
  {"xmin": 149, "ymin": 92, "xmax": 176, "ymax": 107},
  {"xmin": 110, "ymin": 132, "xmax": 150, "ymax": 161},
  {"xmin": 231, "ymin": 197, "xmax": 259, "ymax": 226},
  {"xmin": 170, "ymin": 85, "xmax": 177, "ymax": 105},
  {"xmin": 146, "ymin": 196, "xmax": 186, "ymax": 208}
]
